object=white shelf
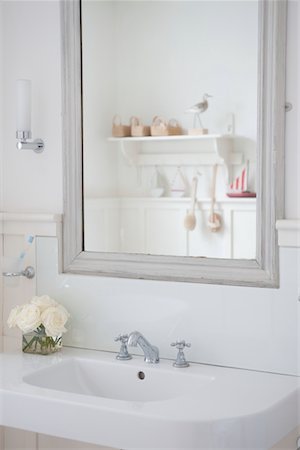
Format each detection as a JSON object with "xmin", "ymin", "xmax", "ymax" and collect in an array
[
  {"xmin": 135, "ymin": 152, "xmax": 242, "ymax": 166},
  {"xmin": 108, "ymin": 134, "xmax": 225, "ymax": 143},
  {"xmin": 108, "ymin": 134, "xmax": 242, "ymax": 184}
]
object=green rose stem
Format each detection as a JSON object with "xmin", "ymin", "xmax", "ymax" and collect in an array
[{"xmin": 22, "ymin": 325, "xmax": 62, "ymax": 354}]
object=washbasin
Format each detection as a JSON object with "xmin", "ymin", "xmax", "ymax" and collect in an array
[
  {"xmin": 23, "ymin": 356, "xmax": 214, "ymax": 402},
  {"xmin": 1, "ymin": 341, "xmax": 299, "ymax": 449}
]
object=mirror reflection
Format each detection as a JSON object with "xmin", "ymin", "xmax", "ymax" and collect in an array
[{"xmin": 82, "ymin": 0, "xmax": 258, "ymax": 259}]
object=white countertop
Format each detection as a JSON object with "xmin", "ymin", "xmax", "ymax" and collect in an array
[{"xmin": 0, "ymin": 337, "xmax": 299, "ymax": 449}]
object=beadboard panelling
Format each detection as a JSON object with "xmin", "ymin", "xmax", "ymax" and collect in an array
[
  {"xmin": 3, "ymin": 427, "xmax": 36, "ymax": 450},
  {"xmin": 0, "ymin": 213, "xmax": 62, "ymax": 237},
  {"xmin": 0, "ymin": 233, "xmax": 3, "ymax": 337},
  {"xmin": 38, "ymin": 434, "xmax": 114, "ymax": 450},
  {"xmin": 2, "ymin": 428, "xmax": 115, "ymax": 450},
  {"xmin": 84, "ymin": 198, "xmax": 256, "ymax": 258},
  {"xmin": 0, "ymin": 213, "xmax": 298, "ymax": 248},
  {"xmin": 2, "ymin": 234, "xmax": 36, "ymax": 338}
]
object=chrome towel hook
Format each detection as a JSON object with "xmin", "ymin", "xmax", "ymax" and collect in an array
[{"xmin": 2, "ymin": 266, "xmax": 35, "ymax": 279}]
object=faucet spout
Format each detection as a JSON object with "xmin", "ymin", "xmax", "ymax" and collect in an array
[{"xmin": 128, "ymin": 331, "xmax": 159, "ymax": 364}]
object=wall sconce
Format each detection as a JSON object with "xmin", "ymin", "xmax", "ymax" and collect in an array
[{"xmin": 16, "ymin": 79, "xmax": 45, "ymax": 153}]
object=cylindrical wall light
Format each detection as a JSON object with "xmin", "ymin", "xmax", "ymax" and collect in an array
[{"xmin": 16, "ymin": 79, "xmax": 45, "ymax": 153}]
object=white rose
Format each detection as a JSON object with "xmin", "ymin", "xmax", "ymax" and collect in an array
[
  {"xmin": 7, "ymin": 305, "xmax": 23, "ymax": 328},
  {"xmin": 15, "ymin": 304, "xmax": 42, "ymax": 333},
  {"xmin": 41, "ymin": 305, "xmax": 70, "ymax": 336},
  {"xmin": 30, "ymin": 295, "xmax": 58, "ymax": 313}
]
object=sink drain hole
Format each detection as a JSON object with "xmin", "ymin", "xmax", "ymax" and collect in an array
[{"xmin": 137, "ymin": 371, "xmax": 145, "ymax": 380}]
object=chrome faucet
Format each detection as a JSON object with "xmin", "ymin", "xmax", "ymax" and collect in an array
[{"xmin": 127, "ymin": 331, "xmax": 159, "ymax": 363}]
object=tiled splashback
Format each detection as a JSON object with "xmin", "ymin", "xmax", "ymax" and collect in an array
[{"xmin": 36, "ymin": 237, "xmax": 300, "ymax": 376}]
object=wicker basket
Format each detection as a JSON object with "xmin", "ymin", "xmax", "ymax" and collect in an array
[
  {"xmin": 150, "ymin": 116, "xmax": 168, "ymax": 136},
  {"xmin": 168, "ymin": 118, "xmax": 182, "ymax": 136},
  {"xmin": 130, "ymin": 116, "xmax": 150, "ymax": 137},
  {"xmin": 112, "ymin": 115, "xmax": 131, "ymax": 137},
  {"xmin": 188, "ymin": 128, "xmax": 209, "ymax": 136}
]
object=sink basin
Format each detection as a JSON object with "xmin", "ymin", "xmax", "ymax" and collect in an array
[
  {"xmin": 1, "ymin": 339, "xmax": 299, "ymax": 450},
  {"xmin": 23, "ymin": 357, "xmax": 214, "ymax": 402}
]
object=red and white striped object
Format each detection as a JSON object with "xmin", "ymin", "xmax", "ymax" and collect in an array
[{"xmin": 229, "ymin": 161, "xmax": 249, "ymax": 193}]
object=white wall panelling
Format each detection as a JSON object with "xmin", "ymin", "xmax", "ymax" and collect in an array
[
  {"xmin": 0, "ymin": 213, "xmax": 62, "ymax": 237},
  {"xmin": 84, "ymin": 197, "xmax": 256, "ymax": 258},
  {"xmin": 3, "ymin": 428, "xmax": 115, "ymax": 450},
  {"xmin": 276, "ymin": 219, "xmax": 300, "ymax": 247},
  {"xmin": 1, "ymin": 213, "xmax": 62, "ymax": 339}
]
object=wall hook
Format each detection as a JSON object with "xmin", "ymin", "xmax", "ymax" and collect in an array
[
  {"xmin": 2, "ymin": 266, "xmax": 35, "ymax": 279},
  {"xmin": 285, "ymin": 102, "xmax": 293, "ymax": 112}
]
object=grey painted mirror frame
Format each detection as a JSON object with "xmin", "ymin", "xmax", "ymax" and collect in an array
[{"xmin": 61, "ymin": 0, "xmax": 287, "ymax": 287}]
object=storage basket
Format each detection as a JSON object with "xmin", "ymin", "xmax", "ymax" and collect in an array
[
  {"xmin": 130, "ymin": 116, "xmax": 150, "ymax": 137},
  {"xmin": 150, "ymin": 116, "xmax": 168, "ymax": 136},
  {"xmin": 188, "ymin": 128, "xmax": 209, "ymax": 136},
  {"xmin": 112, "ymin": 115, "xmax": 131, "ymax": 137},
  {"xmin": 168, "ymin": 118, "xmax": 182, "ymax": 136}
]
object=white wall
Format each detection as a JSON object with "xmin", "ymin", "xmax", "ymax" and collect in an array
[
  {"xmin": 82, "ymin": 0, "xmax": 258, "ymax": 199},
  {"xmin": 82, "ymin": 1, "xmax": 118, "ymax": 199},
  {"xmin": 2, "ymin": 0, "xmax": 63, "ymax": 214},
  {"xmin": 0, "ymin": 0, "xmax": 4, "ymax": 340},
  {"xmin": 0, "ymin": 2, "xmax": 4, "ymax": 448},
  {"xmin": 34, "ymin": 237, "xmax": 299, "ymax": 376},
  {"xmin": 0, "ymin": 0, "xmax": 3, "ymax": 213},
  {"xmin": 285, "ymin": 0, "xmax": 300, "ymax": 218},
  {"xmin": 0, "ymin": 1, "xmax": 298, "ymax": 211}
]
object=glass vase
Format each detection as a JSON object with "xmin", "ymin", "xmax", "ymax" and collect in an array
[{"xmin": 22, "ymin": 325, "xmax": 62, "ymax": 355}]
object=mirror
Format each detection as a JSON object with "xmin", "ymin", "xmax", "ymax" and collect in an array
[
  {"xmin": 61, "ymin": 0, "xmax": 286, "ymax": 286},
  {"xmin": 81, "ymin": 0, "xmax": 258, "ymax": 259}
]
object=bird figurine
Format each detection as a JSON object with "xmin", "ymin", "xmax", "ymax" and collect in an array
[{"xmin": 186, "ymin": 93, "xmax": 212, "ymax": 129}]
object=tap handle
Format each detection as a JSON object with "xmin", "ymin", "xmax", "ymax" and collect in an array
[
  {"xmin": 171, "ymin": 340, "xmax": 191, "ymax": 350},
  {"xmin": 171, "ymin": 340, "xmax": 191, "ymax": 368},
  {"xmin": 114, "ymin": 334, "xmax": 132, "ymax": 361},
  {"xmin": 115, "ymin": 333, "xmax": 129, "ymax": 344}
]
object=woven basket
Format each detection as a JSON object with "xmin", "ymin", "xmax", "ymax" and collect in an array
[
  {"xmin": 168, "ymin": 118, "xmax": 182, "ymax": 136},
  {"xmin": 112, "ymin": 115, "xmax": 131, "ymax": 137},
  {"xmin": 188, "ymin": 128, "xmax": 209, "ymax": 136},
  {"xmin": 150, "ymin": 116, "xmax": 168, "ymax": 136},
  {"xmin": 130, "ymin": 116, "xmax": 150, "ymax": 137}
]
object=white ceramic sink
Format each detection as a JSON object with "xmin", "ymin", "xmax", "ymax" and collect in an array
[
  {"xmin": 23, "ymin": 357, "xmax": 214, "ymax": 402},
  {"xmin": 0, "ymin": 338, "xmax": 299, "ymax": 450}
]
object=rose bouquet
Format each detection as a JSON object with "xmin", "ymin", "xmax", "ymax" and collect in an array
[{"xmin": 7, "ymin": 295, "xmax": 70, "ymax": 355}]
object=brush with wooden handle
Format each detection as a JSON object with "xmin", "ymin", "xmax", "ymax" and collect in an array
[
  {"xmin": 208, "ymin": 164, "xmax": 221, "ymax": 232},
  {"xmin": 184, "ymin": 177, "xmax": 198, "ymax": 231}
]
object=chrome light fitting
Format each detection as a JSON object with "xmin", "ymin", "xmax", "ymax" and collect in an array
[{"xmin": 16, "ymin": 79, "xmax": 45, "ymax": 153}]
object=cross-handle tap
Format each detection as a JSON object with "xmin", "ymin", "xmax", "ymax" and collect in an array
[
  {"xmin": 171, "ymin": 340, "xmax": 191, "ymax": 368},
  {"xmin": 114, "ymin": 334, "xmax": 132, "ymax": 360},
  {"xmin": 127, "ymin": 331, "xmax": 159, "ymax": 364}
]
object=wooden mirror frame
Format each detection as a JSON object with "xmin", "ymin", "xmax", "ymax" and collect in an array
[{"xmin": 61, "ymin": 0, "xmax": 287, "ymax": 287}]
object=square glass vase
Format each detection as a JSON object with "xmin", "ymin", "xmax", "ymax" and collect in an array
[{"xmin": 22, "ymin": 327, "xmax": 62, "ymax": 355}]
